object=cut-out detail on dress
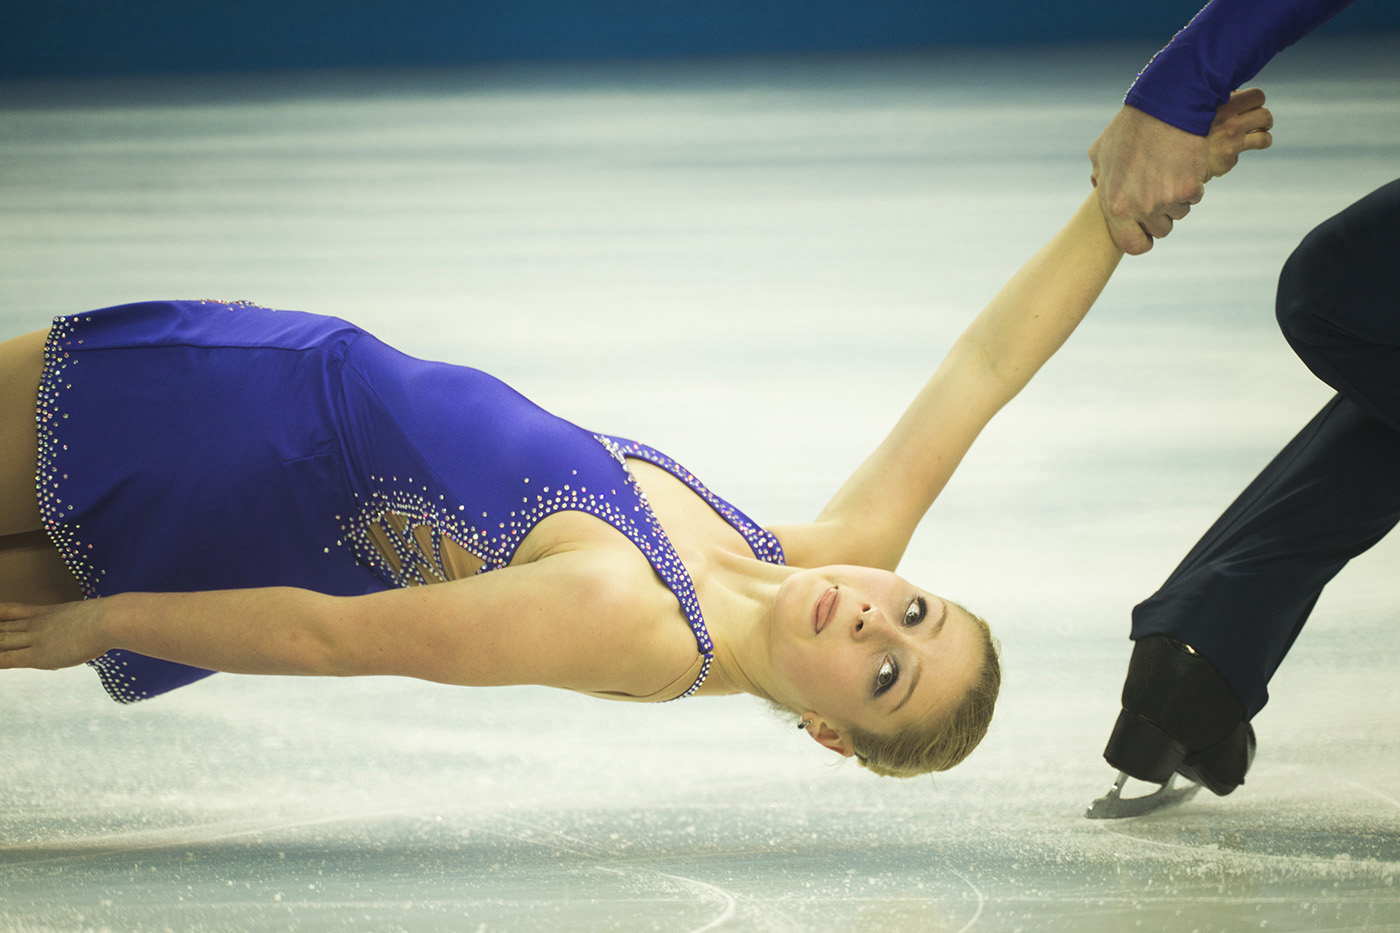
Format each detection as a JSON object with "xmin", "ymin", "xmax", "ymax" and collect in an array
[{"xmin": 364, "ymin": 510, "xmax": 485, "ymax": 583}]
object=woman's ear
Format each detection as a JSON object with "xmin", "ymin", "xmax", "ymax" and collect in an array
[{"xmin": 803, "ymin": 716, "xmax": 855, "ymax": 757}]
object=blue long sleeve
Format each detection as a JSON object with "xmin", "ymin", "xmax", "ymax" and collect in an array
[{"xmin": 1125, "ymin": 0, "xmax": 1358, "ymax": 135}]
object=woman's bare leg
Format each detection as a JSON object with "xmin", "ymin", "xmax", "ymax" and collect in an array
[
  {"xmin": 0, "ymin": 328, "xmax": 48, "ymax": 536},
  {"xmin": 2, "ymin": 530, "xmax": 81, "ymax": 603},
  {"xmin": 0, "ymin": 328, "xmax": 81, "ymax": 603}
]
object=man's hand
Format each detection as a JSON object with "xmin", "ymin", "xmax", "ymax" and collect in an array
[
  {"xmin": 1089, "ymin": 89, "xmax": 1273, "ymax": 255},
  {"xmin": 1089, "ymin": 105, "xmax": 1209, "ymax": 255}
]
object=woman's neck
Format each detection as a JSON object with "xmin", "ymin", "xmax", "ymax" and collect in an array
[{"xmin": 693, "ymin": 549, "xmax": 795, "ymax": 701}]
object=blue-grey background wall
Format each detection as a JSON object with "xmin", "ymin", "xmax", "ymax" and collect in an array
[{"xmin": 4, "ymin": 1, "xmax": 1398, "ymax": 79}]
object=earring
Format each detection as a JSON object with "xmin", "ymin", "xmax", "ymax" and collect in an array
[{"xmin": 798, "ymin": 719, "xmax": 813, "ymax": 730}]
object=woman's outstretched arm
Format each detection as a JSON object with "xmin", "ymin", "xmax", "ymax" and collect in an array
[
  {"xmin": 0, "ymin": 548, "xmax": 667, "ymax": 693},
  {"xmin": 776, "ymin": 89, "xmax": 1273, "ymax": 571},
  {"xmin": 783, "ymin": 193, "xmax": 1122, "ymax": 571}
]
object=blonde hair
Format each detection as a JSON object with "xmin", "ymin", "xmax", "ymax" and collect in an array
[{"xmin": 848, "ymin": 606, "xmax": 1001, "ymax": 778}]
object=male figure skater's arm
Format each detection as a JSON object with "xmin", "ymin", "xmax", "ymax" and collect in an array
[{"xmin": 1090, "ymin": 0, "xmax": 1355, "ymax": 254}]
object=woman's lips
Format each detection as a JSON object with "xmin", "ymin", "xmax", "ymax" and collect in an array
[{"xmin": 814, "ymin": 586, "xmax": 838, "ymax": 634}]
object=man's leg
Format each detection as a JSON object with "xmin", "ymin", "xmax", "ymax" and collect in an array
[
  {"xmin": 1278, "ymin": 178, "xmax": 1400, "ymax": 430},
  {"xmin": 1132, "ymin": 395, "xmax": 1400, "ymax": 721},
  {"xmin": 1110, "ymin": 395, "xmax": 1400, "ymax": 794},
  {"xmin": 1105, "ymin": 180, "xmax": 1400, "ymax": 796}
]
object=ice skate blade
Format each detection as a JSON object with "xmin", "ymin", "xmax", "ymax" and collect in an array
[{"xmin": 1084, "ymin": 771, "xmax": 1201, "ymax": 820}]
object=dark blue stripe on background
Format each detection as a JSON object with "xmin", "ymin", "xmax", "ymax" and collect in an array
[{"xmin": 4, "ymin": 0, "xmax": 1398, "ymax": 79}]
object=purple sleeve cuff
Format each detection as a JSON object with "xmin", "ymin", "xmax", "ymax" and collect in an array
[{"xmin": 1125, "ymin": 0, "xmax": 1358, "ymax": 136}]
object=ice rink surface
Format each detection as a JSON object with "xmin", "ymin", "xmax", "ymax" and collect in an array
[{"xmin": 2, "ymin": 36, "xmax": 1399, "ymax": 932}]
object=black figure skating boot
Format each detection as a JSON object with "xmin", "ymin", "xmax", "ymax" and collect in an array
[{"xmin": 1087, "ymin": 636, "xmax": 1256, "ymax": 818}]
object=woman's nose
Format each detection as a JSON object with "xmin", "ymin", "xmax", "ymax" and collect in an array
[{"xmin": 852, "ymin": 602, "xmax": 885, "ymax": 638}]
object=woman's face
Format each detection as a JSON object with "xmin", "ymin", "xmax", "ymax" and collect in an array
[{"xmin": 768, "ymin": 565, "xmax": 983, "ymax": 748}]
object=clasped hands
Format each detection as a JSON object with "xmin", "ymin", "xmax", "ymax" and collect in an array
[{"xmin": 1090, "ymin": 88, "xmax": 1274, "ymax": 255}]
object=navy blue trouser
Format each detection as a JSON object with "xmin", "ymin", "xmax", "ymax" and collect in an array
[{"xmin": 1130, "ymin": 179, "xmax": 1400, "ymax": 719}]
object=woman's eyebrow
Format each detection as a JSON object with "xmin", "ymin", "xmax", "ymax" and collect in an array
[
  {"xmin": 929, "ymin": 598, "xmax": 949, "ymax": 637},
  {"xmin": 893, "ymin": 661, "xmax": 921, "ymax": 714}
]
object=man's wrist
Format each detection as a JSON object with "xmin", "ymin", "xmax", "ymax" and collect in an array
[{"xmin": 1123, "ymin": 91, "xmax": 1214, "ymax": 138}]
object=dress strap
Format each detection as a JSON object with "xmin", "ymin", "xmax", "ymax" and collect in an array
[
  {"xmin": 594, "ymin": 435, "xmax": 715, "ymax": 699},
  {"xmin": 604, "ymin": 438, "xmax": 786, "ymax": 565}
]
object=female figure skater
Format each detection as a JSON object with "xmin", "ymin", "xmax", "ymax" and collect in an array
[{"xmin": 0, "ymin": 90, "xmax": 1272, "ymax": 779}]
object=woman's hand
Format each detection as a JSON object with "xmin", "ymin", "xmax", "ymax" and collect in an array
[
  {"xmin": 1204, "ymin": 88, "xmax": 1273, "ymax": 181},
  {"xmin": 0, "ymin": 599, "xmax": 109, "ymax": 670}
]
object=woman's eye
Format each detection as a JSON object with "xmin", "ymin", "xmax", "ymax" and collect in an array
[
  {"xmin": 903, "ymin": 596, "xmax": 928, "ymax": 627},
  {"xmin": 875, "ymin": 657, "xmax": 897, "ymax": 695}
]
